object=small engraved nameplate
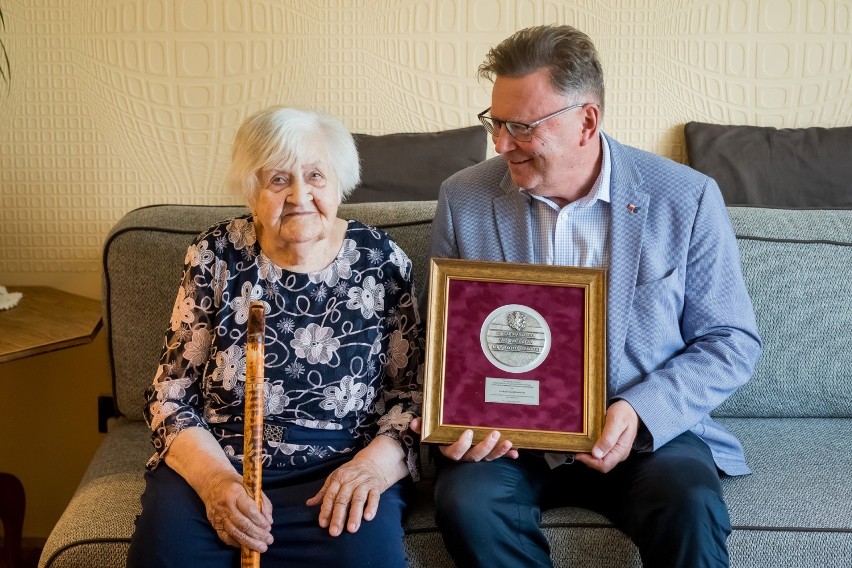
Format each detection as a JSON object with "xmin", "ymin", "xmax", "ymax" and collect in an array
[{"xmin": 484, "ymin": 377, "xmax": 540, "ymax": 406}]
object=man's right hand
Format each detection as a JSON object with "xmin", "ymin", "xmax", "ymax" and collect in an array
[{"xmin": 410, "ymin": 417, "xmax": 519, "ymax": 461}]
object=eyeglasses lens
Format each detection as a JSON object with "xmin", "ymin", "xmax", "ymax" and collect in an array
[{"xmin": 480, "ymin": 116, "xmax": 531, "ymax": 142}]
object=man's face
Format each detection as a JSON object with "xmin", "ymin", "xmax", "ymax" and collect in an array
[{"xmin": 489, "ymin": 68, "xmax": 590, "ymax": 200}]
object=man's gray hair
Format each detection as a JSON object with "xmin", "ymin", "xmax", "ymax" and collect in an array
[
  {"xmin": 226, "ymin": 106, "xmax": 360, "ymax": 207},
  {"xmin": 478, "ymin": 25, "xmax": 605, "ymax": 112}
]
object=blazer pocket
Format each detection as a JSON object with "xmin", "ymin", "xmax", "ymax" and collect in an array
[
  {"xmin": 634, "ymin": 267, "xmax": 679, "ymax": 294},
  {"xmin": 626, "ymin": 268, "xmax": 684, "ymax": 367}
]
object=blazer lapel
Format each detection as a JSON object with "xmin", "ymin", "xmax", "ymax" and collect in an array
[
  {"xmin": 493, "ymin": 171, "xmax": 535, "ymax": 263},
  {"xmin": 605, "ymin": 136, "xmax": 649, "ymax": 386}
]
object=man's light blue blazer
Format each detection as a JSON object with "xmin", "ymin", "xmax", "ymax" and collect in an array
[{"xmin": 429, "ymin": 134, "xmax": 763, "ymax": 475}]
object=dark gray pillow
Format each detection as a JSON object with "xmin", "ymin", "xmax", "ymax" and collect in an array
[
  {"xmin": 346, "ymin": 126, "xmax": 487, "ymax": 203},
  {"xmin": 684, "ymin": 122, "xmax": 852, "ymax": 208}
]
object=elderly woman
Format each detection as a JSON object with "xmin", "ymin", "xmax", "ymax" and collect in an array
[{"xmin": 127, "ymin": 106, "xmax": 423, "ymax": 568}]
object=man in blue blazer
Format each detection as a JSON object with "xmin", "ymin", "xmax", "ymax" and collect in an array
[{"xmin": 417, "ymin": 25, "xmax": 762, "ymax": 568}]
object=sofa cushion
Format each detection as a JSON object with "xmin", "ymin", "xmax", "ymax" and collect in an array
[
  {"xmin": 347, "ymin": 127, "xmax": 486, "ymax": 203},
  {"xmin": 684, "ymin": 122, "xmax": 852, "ymax": 208},
  {"xmin": 718, "ymin": 208, "xmax": 852, "ymax": 418},
  {"xmin": 718, "ymin": 417, "xmax": 852, "ymax": 565},
  {"xmin": 38, "ymin": 418, "xmax": 148, "ymax": 568}
]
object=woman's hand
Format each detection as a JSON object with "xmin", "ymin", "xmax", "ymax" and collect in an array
[
  {"xmin": 306, "ymin": 435, "xmax": 408, "ymax": 536},
  {"xmin": 199, "ymin": 469, "xmax": 274, "ymax": 552},
  {"xmin": 409, "ymin": 417, "xmax": 519, "ymax": 462},
  {"xmin": 164, "ymin": 428, "xmax": 274, "ymax": 551}
]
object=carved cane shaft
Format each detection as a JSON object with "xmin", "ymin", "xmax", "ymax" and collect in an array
[{"xmin": 241, "ymin": 301, "xmax": 265, "ymax": 568}]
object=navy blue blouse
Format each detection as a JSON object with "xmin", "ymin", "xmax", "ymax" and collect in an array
[{"xmin": 144, "ymin": 216, "xmax": 424, "ymax": 479}]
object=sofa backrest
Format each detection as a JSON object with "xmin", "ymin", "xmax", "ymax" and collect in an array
[
  {"xmin": 104, "ymin": 202, "xmax": 852, "ymax": 422},
  {"xmin": 716, "ymin": 207, "xmax": 852, "ymax": 418},
  {"xmin": 103, "ymin": 202, "xmax": 436, "ymax": 420}
]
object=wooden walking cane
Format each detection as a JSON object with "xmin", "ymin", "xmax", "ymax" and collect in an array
[{"xmin": 242, "ymin": 301, "xmax": 266, "ymax": 568}]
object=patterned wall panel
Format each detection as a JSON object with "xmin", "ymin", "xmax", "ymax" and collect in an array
[{"xmin": 0, "ymin": 0, "xmax": 850, "ymax": 283}]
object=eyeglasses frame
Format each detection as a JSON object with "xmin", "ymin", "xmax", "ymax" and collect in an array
[{"xmin": 477, "ymin": 102, "xmax": 591, "ymax": 142}]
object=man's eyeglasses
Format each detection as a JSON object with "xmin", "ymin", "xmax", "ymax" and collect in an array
[{"xmin": 477, "ymin": 103, "xmax": 590, "ymax": 142}]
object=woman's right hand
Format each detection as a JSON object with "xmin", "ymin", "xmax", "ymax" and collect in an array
[
  {"xmin": 199, "ymin": 469, "xmax": 274, "ymax": 552},
  {"xmin": 163, "ymin": 428, "xmax": 274, "ymax": 552},
  {"xmin": 409, "ymin": 417, "xmax": 519, "ymax": 462}
]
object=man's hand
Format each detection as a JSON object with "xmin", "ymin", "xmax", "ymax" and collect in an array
[
  {"xmin": 574, "ymin": 400, "xmax": 639, "ymax": 473},
  {"xmin": 410, "ymin": 417, "xmax": 519, "ymax": 462}
]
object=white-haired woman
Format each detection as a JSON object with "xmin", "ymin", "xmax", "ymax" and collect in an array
[{"xmin": 127, "ymin": 106, "xmax": 423, "ymax": 568}]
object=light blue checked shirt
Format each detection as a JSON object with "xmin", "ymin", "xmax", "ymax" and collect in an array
[
  {"xmin": 525, "ymin": 134, "xmax": 612, "ymax": 468},
  {"xmin": 526, "ymin": 133, "xmax": 612, "ymax": 270}
]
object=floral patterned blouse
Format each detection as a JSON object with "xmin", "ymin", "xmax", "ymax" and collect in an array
[{"xmin": 143, "ymin": 215, "xmax": 424, "ymax": 480}]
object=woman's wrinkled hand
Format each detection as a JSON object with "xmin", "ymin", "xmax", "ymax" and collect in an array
[
  {"xmin": 306, "ymin": 454, "xmax": 393, "ymax": 536},
  {"xmin": 199, "ymin": 469, "xmax": 274, "ymax": 552}
]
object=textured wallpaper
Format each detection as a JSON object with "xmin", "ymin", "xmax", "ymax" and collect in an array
[{"xmin": 1, "ymin": 0, "xmax": 851, "ymax": 284}]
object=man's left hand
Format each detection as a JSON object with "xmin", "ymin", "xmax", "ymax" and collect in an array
[{"xmin": 574, "ymin": 400, "xmax": 639, "ymax": 473}]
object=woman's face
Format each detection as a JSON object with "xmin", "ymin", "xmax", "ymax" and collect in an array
[{"xmin": 252, "ymin": 138, "xmax": 341, "ymax": 251}]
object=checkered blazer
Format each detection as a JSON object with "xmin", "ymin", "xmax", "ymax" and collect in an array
[{"xmin": 429, "ymin": 134, "xmax": 762, "ymax": 475}]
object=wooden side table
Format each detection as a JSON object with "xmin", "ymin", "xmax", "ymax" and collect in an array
[
  {"xmin": 0, "ymin": 286, "xmax": 103, "ymax": 568},
  {"xmin": 0, "ymin": 286, "xmax": 103, "ymax": 363}
]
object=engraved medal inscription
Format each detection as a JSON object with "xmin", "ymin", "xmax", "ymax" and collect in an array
[{"xmin": 480, "ymin": 304, "xmax": 551, "ymax": 373}]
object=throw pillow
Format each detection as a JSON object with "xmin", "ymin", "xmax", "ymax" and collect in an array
[
  {"xmin": 346, "ymin": 126, "xmax": 487, "ymax": 203},
  {"xmin": 684, "ymin": 122, "xmax": 852, "ymax": 208}
]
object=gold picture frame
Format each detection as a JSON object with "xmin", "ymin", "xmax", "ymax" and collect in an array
[{"xmin": 422, "ymin": 258, "xmax": 607, "ymax": 453}]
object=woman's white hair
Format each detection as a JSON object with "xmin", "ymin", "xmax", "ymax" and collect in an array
[{"xmin": 226, "ymin": 106, "xmax": 361, "ymax": 207}]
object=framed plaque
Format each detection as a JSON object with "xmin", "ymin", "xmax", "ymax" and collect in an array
[{"xmin": 421, "ymin": 258, "xmax": 607, "ymax": 453}]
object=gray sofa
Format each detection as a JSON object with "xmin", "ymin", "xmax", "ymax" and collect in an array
[{"xmin": 40, "ymin": 201, "xmax": 852, "ymax": 567}]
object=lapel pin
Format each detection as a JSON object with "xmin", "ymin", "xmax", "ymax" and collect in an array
[{"xmin": 627, "ymin": 204, "xmax": 638, "ymax": 213}]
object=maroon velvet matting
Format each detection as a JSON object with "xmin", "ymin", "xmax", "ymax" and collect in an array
[{"xmin": 442, "ymin": 279, "xmax": 586, "ymax": 433}]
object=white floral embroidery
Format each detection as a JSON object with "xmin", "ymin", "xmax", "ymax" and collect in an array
[
  {"xmin": 257, "ymin": 252, "xmax": 282, "ymax": 283},
  {"xmin": 183, "ymin": 329, "xmax": 212, "ymax": 366},
  {"xmin": 268, "ymin": 441, "xmax": 308, "ymax": 456},
  {"xmin": 388, "ymin": 241, "xmax": 411, "ymax": 280},
  {"xmin": 231, "ymin": 281, "xmax": 265, "ymax": 325},
  {"xmin": 227, "ymin": 218, "xmax": 256, "ymax": 250},
  {"xmin": 277, "ymin": 318, "xmax": 295, "ymax": 334},
  {"xmin": 290, "ymin": 323, "xmax": 340, "ymax": 364},
  {"xmin": 320, "ymin": 376, "xmax": 367, "ymax": 418},
  {"xmin": 333, "ymin": 281, "xmax": 348, "ymax": 297},
  {"xmin": 378, "ymin": 403, "xmax": 413, "ymax": 432},
  {"xmin": 367, "ymin": 248, "xmax": 383, "ymax": 264},
  {"xmin": 148, "ymin": 399, "xmax": 180, "ymax": 429},
  {"xmin": 311, "ymin": 284, "xmax": 328, "ymax": 302},
  {"xmin": 309, "ymin": 239, "xmax": 359, "ymax": 286},
  {"xmin": 285, "ymin": 360, "xmax": 304, "ymax": 378},
  {"xmin": 169, "ymin": 286, "xmax": 194, "ymax": 331},
  {"xmin": 346, "ymin": 275, "xmax": 385, "ymax": 319},
  {"xmin": 264, "ymin": 383, "xmax": 288, "ymax": 415},
  {"xmin": 294, "ymin": 418, "xmax": 343, "ymax": 430},
  {"xmin": 153, "ymin": 376, "xmax": 192, "ymax": 400},
  {"xmin": 185, "ymin": 240, "xmax": 215, "ymax": 267},
  {"xmin": 212, "ymin": 345, "xmax": 245, "ymax": 390},
  {"xmin": 385, "ymin": 329, "xmax": 409, "ymax": 377}
]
